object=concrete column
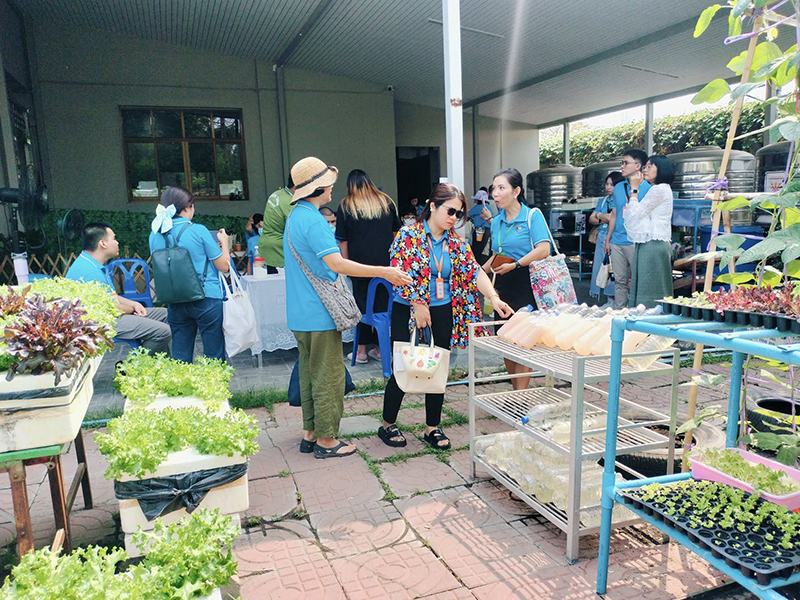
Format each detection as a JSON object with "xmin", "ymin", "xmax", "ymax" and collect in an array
[
  {"xmin": 274, "ymin": 66, "xmax": 290, "ymax": 181},
  {"xmin": 645, "ymin": 101, "xmax": 654, "ymax": 156},
  {"xmin": 442, "ymin": 0, "xmax": 464, "ymax": 189},
  {"xmin": 563, "ymin": 122, "xmax": 570, "ymax": 165},
  {"xmin": 472, "ymin": 105, "xmax": 479, "ymax": 192},
  {"xmin": 0, "ymin": 46, "xmax": 16, "ymax": 187}
]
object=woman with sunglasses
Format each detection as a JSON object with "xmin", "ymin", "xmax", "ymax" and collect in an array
[
  {"xmin": 483, "ymin": 168, "xmax": 552, "ymax": 391},
  {"xmin": 378, "ymin": 183, "xmax": 513, "ymax": 449}
]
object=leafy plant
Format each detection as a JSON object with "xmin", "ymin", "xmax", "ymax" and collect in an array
[
  {"xmin": 116, "ymin": 349, "xmax": 233, "ymax": 407},
  {"xmin": 743, "ymin": 429, "xmax": 800, "ymax": 466},
  {"xmin": 689, "ymin": 447, "xmax": 800, "ymax": 495},
  {"xmin": 0, "ymin": 509, "xmax": 240, "ymax": 599},
  {"xmin": 95, "ymin": 406, "xmax": 260, "ymax": 480},
  {"xmin": 4, "ymin": 295, "xmax": 111, "ymax": 384},
  {"xmin": 26, "ymin": 278, "xmax": 120, "ymax": 336}
]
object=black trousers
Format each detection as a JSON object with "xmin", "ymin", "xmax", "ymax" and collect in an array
[{"xmin": 382, "ymin": 302, "xmax": 453, "ymax": 427}]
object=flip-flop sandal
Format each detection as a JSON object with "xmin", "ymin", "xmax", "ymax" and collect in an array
[
  {"xmin": 313, "ymin": 440, "xmax": 357, "ymax": 459},
  {"xmin": 378, "ymin": 425, "xmax": 408, "ymax": 447},
  {"xmin": 299, "ymin": 439, "xmax": 316, "ymax": 454},
  {"xmin": 423, "ymin": 428, "xmax": 451, "ymax": 450}
]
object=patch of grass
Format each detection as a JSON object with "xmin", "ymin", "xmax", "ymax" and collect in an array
[
  {"xmin": 679, "ymin": 353, "xmax": 732, "ymax": 368},
  {"xmin": 359, "ymin": 450, "xmax": 398, "ymax": 502},
  {"xmin": 351, "ymin": 378, "xmax": 387, "ymax": 395},
  {"xmin": 278, "ymin": 470, "xmax": 291, "ymax": 478},
  {"xmin": 81, "ymin": 407, "xmax": 123, "ymax": 428},
  {"xmin": 441, "ymin": 406, "xmax": 468, "ymax": 427},
  {"xmin": 244, "ymin": 516, "xmax": 264, "ymax": 528},
  {"xmin": 412, "ymin": 489, "xmax": 426, "ymax": 497},
  {"xmin": 448, "ymin": 367, "xmax": 468, "ymax": 382},
  {"xmin": 295, "ymin": 491, "xmax": 302, "ymax": 502},
  {"xmin": 343, "ymin": 401, "xmax": 425, "ymax": 419},
  {"xmin": 229, "ymin": 388, "xmax": 287, "ymax": 412},
  {"xmin": 292, "ymin": 509, "xmax": 308, "ymax": 519},
  {"xmin": 269, "ymin": 514, "xmax": 283, "ymax": 523}
]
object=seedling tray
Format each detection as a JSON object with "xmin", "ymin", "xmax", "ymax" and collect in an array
[
  {"xmin": 691, "ymin": 448, "xmax": 800, "ymax": 510},
  {"xmin": 620, "ymin": 484, "xmax": 800, "ymax": 585},
  {"xmin": 656, "ymin": 301, "xmax": 800, "ymax": 333}
]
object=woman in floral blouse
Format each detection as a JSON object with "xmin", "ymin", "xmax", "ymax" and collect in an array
[{"xmin": 378, "ymin": 183, "xmax": 513, "ymax": 449}]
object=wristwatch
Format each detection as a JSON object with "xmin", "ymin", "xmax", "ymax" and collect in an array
[
  {"xmin": 514, "ymin": 260, "xmax": 521, "ymax": 269},
  {"xmin": 631, "ymin": 188, "xmax": 638, "ymax": 193}
]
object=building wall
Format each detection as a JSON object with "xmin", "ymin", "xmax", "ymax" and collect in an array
[
  {"xmin": 394, "ymin": 101, "xmax": 539, "ymax": 195},
  {"xmin": 29, "ymin": 21, "xmax": 395, "ymax": 217}
]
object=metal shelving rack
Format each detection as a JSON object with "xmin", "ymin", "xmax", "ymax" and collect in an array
[
  {"xmin": 596, "ymin": 315, "xmax": 800, "ymax": 599},
  {"xmin": 467, "ymin": 322, "xmax": 680, "ymax": 563}
]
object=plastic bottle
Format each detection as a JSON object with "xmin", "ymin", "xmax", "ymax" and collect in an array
[
  {"xmin": 505, "ymin": 312, "xmax": 542, "ymax": 347},
  {"xmin": 525, "ymin": 402, "xmax": 571, "ymax": 429},
  {"xmin": 497, "ymin": 305, "xmax": 533, "ymax": 340},
  {"xmin": 515, "ymin": 312, "xmax": 557, "ymax": 349},
  {"xmin": 550, "ymin": 414, "xmax": 606, "ymax": 445},
  {"xmin": 555, "ymin": 307, "xmax": 606, "ymax": 350},
  {"xmin": 625, "ymin": 335, "xmax": 677, "ymax": 371},
  {"xmin": 474, "ymin": 434, "xmax": 496, "ymax": 458},
  {"xmin": 573, "ymin": 311, "xmax": 616, "ymax": 355}
]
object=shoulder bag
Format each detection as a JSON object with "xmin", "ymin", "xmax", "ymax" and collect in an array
[
  {"xmin": 393, "ymin": 327, "xmax": 450, "ymax": 394},
  {"xmin": 151, "ymin": 222, "xmax": 209, "ymax": 304},
  {"xmin": 286, "ymin": 219, "xmax": 362, "ymax": 332},
  {"xmin": 526, "ymin": 207, "xmax": 577, "ymax": 310}
]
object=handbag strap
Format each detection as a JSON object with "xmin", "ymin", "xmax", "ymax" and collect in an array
[
  {"xmin": 409, "ymin": 326, "xmax": 435, "ymax": 353},
  {"xmin": 528, "ymin": 206, "xmax": 559, "ymax": 255},
  {"xmin": 163, "ymin": 221, "xmax": 211, "ymax": 283},
  {"xmin": 286, "ymin": 215, "xmax": 340, "ymax": 291}
]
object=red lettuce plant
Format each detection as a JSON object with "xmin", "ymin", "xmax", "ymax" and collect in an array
[
  {"xmin": 706, "ymin": 282, "xmax": 799, "ymax": 317},
  {"xmin": 4, "ymin": 294, "xmax": 112, "ymax": 383},
  {"xmin": 0, "ymin": 285, "xmax": 30, "ymax": 319}
]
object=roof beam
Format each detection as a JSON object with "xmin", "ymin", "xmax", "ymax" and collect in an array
[
  {"xmin": 273, "ymin": 0, "xmax": 338, "ymax": 67},
  {"xmin": 463, "ymin": 16, "xmax": 699, "ymax": 109},
  {"xmin": 531, "ymin": 77, "xmax": 739, "ymax": 130}
]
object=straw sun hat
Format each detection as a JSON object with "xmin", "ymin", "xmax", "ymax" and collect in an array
[{"xmin": 290, "ymin": 157, "xmax": 339, "ymax": 203}]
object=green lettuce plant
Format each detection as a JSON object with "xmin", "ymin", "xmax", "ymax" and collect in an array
[
  {"xmin": 116, "ymin": 349, "xmax": 233, "ymax": 407},
  {"xmin": 689, "ymin": 447, "xmax": 800, "ymax": 494},
  {"xmin": 0, "ymin": 508, "xmax": 240, "ymax": 599},
  {"xmin": 95, "ymin": 406, "xmax": 260, "ymax": 480}
]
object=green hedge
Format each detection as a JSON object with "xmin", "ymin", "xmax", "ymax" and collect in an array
[
  {"xmin": 540, "ymin": 102, "xmax": 766, "ymax": 167},
  {"xmin": 28, "ymin": 210, "xmax": 249, "ymax": 260}
]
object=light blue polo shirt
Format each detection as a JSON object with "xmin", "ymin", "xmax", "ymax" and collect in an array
[
  {"xmin": 148, "ymin": 217, "xmax": 223, "ymax": 299},
  {"xmin": 65, "ymin": 251, "xmax": 114, "ymax": 292},
  {"xmin": 395, "ymin": 221, "xmax": 452, "ymax": 308},
  {"xmin": 283, "ymin": 201, "xmax": 341, "ymax": 332},
  {"xmin": 490, "ymin": 204, "xmax": 551, "ymax": 260},
  {"xmin": 610, "ymin": 180, "xmax": 652, "ymax": 246},
  {"xmin": 594, "ymin": 195, "xmax": 613, "ymax": 232},
  {"xmin": 468, "ymin": 201, "xmax": 496, "ymax": 230}
]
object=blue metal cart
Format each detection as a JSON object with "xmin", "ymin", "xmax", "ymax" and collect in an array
[{"xmin": 596, "ymin": 314, "xmax": 800, "ymax": 598}]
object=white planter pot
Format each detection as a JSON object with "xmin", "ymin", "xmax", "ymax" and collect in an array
[
  {"xmin": 0, "ymin": 359, "xmax": 94, "ymax": 453},
  {"xmin": 118, "ymin": 473, "xmax": 249, "ymax": 533},
  {"xmin": 123, "ymin": 395, "xmax": 229, "ymax": 416}
]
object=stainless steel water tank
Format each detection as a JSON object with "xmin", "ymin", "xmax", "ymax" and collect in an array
[
  {"xmin": 526, "ymin": 164, "xmax": 583, "ymax": 222},
  {"xmin": 666, "ymin": 145, "xmax": 756, "ymax": 199},
  {"xmin": 756, "ymin": 141, "xmax": 791, "ymax": 192},
  {"xmin": 582, "ymin": 157, "xmax": 623, "ymax": 197}
]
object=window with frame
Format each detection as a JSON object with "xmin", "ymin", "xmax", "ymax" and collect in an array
[{"xmin": 121, "ymin": 107, "xmax": 247, "ymax": 201}]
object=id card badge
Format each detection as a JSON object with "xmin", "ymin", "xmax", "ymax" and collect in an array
[{"xmin": 435, "ymin": 277, "xmax": 445, "ymax": 300}]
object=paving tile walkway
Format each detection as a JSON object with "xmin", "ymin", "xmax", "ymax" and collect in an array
[{"xmin": 1, "ymin": 349, "xmax": 761, "ymax": 600}]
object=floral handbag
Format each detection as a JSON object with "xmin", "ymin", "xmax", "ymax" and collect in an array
[{"xmin": 527, "ymin": 208, "xmax": 577, "ymax": 310}]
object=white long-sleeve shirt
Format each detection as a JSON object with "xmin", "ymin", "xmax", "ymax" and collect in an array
[{"xmin": 624, "ymin": 183, "xmax": 673, "ymax": 243}]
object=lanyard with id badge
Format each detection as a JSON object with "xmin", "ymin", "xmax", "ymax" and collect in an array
[{"xmin": 428, "ymin": 236, "xmax": 447, "ymax": 300}]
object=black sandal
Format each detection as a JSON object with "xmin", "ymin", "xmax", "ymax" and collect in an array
[
  {"xmin": 313, "ymin": 440, "xmax": 357, "ymax": 459},
  {"xmin": 299, "ymin": 439, "xmax": 316, "ymax": 454},
  {"xmin": 378, "ymin": 425, "xmax": 407, "ymax": 447},
  {"xmin": 423, "ymin": 428, "xmax": 451, "ymax": 450}
]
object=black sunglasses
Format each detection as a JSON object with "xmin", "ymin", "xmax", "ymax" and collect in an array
[{"xmin": 442, "ymin": 206, "xmax": 464, "ymax": 219}]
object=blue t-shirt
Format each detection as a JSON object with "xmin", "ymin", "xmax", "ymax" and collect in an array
[
  {"xmin": 593, "ymin": 195, "xmax": 613, "ymax": 232},
  {"xmin": 468, "ymin": 201, "xmax": 496, "ymax": 230},
  {"xmin": 148, "ymin": 217, "xmax": 224, "ymax": 299},
  {"xmin": 490, "ymin": 204, "xmax": 551, "ymax": 260},
  {"xmin": 610, "ymin": 180, "xmax": 652, "ymax": 246},
  {"xmin": 283, "ymin": 201, "xmax": 342, "ymax": 332},
  {"xmin": 395, "ymin": 221, "xmax": 452, "ymax": 307},
  {"xmin": 65, "ymin": 251, "xmax": 114, "ymax": 293}
]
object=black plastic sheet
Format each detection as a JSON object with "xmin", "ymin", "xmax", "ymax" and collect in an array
[{"xmin": 114, "ymin": 462, "xmax": 248, "ymax": 521}]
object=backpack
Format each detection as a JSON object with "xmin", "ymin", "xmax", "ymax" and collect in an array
[{"xmin": 151, "ymin": 222, "xmax": 209, "ymax": 304}]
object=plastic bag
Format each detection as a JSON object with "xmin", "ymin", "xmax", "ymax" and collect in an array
[{"xmin": 220, "ymin": 269, "xmax": 258, "ymax": 357}]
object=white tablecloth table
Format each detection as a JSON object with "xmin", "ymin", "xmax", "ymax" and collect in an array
[{"xmin": 241, "ymin": 274, "xmax": 354, "ymax": 362}]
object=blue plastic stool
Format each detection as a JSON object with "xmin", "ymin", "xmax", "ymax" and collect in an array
[
  {"xmin": 351, "ymin": 277, "xmax": 394, "ymax": 378},
  {"xmin": 106, "ymin": 258, "xmax": 153, "ymax": 307}
]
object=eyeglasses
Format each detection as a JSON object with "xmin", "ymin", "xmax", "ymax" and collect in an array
[
  {"xmin": 620, "ymin": 160, "xmax": 637, "ymax": 166},
  {"xmin": 443, "ymin": 206, "xmax": 464, "ymax": 219}
]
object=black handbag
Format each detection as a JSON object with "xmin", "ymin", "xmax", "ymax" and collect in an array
[{"xmin": 151, "ymin": 222, "xmax": 209, "ymax": 304}]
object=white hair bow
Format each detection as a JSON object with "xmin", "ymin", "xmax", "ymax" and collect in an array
[{"xmin": 151, "ymin": 204, "xmax": 176, "ymax": 234}]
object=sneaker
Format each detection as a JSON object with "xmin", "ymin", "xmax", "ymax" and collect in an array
[
  {"xmin": 367, "ymin": 347, "xmax": 381, "ymax": 361},
  {"xmin": 346, "ymin": 351, "xmax": 368, "ymax": 364}
]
